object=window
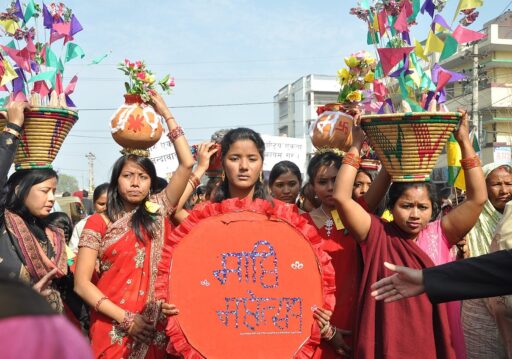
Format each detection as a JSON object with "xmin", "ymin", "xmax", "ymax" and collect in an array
[{"xmin": 279, "ymin": 101, "xmax": 288, "ymax": 118}]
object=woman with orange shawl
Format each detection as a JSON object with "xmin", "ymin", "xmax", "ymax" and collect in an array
[{"xmin": 74, "ymin": 92, "xmax": 194, "ymax": 359}]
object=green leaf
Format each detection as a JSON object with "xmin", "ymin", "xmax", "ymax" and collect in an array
[{"xmin": 124, "ymin": 82, "xmax": 131, "ymax": 93}]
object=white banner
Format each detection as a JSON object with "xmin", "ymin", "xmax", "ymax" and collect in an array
[
  {"xmin": 149, "ymin": 134, "xmax": 307, "ymax": 178},
  {"xmin": 261, "ymin": 135, "xmax": 307, "ymax": 174},
  {"xmin": 149, "ymin": 137, "xmax": 178, "ymax": 178}
]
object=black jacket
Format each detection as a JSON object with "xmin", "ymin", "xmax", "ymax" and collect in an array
[{"xmin": 424, "ymin": 249, "xmax": 512, "ymax": 303}]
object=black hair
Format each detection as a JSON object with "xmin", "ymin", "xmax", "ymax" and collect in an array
[
  {"xmin": 2, "ymin": 168, "xmax": 58, "ymax": 220},
  {"xmin": 268, "ymin": 161, "xmax": 302, "ymax": 187},
  {"xmin": 307, "ymin": 152, "xmax": 342, "ymax": 184},
  {"xmin": 62, "ymin": 191, "xmax": 71, "ymax": 197},
  {"xmin": 387, "ymin": 182, "xmax": 439, "ymax": 220},
  {"xmin": 356, "ymin": 168, "xmax": 376, "ymax": 183},
  {"xmin": 0, "ymin": 168, "xmax": 59, "ymax": 249},
  {"xmin": 45, "ymin": 212, "xmax": 73, "ymax": 244},
  {"xmin": 93, "ymin": 183, "xmax": 109, "ymax": 203},
  {"xmin": 154, "ymin": 177, "xmax": 168, "ymax": 194},
  {"xmin": 82, "ymin": 189, "xmax": 89, "ymax": 198},
  {"xmin": 107, "ymin": 155, "xmax": 158, "ymax": 242},
  {"xmin": 213, "ymin": 128, "xmax": 269, "ymax": 203},
  {"xmin": 205, "ymin": 177, "xmax": 221, "ymax": 200}
]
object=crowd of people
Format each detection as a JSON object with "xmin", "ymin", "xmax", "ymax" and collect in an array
[{"xmin": 1, "ymin": 97, "xmax": 512, "ymax": 359}]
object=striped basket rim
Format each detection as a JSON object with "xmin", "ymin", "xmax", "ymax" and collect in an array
[
  {"xmin": 0, "ymin": 107, "xmax": 78, "ymax": 118},
  {"xmin": 361, "ymin": 111, "xmax": 461, "ymax": 120}
]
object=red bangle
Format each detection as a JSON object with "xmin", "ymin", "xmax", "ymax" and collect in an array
[
  {"xmin": 94, "ymin": 295, "xmax": 109, "ymax": 312},
  {"xmin": 342, "ymin": 152, "xmax": 361, "ymax": 169},
  {"xmin": 118, "ymin": 311, "xmax": 135, "ymax": 332},
  {"xmin": 460, "ymin": 155, "xmax": 481, "ymax": 170},
  {"xmin": 168, "ymin": 126, "xmax": 184, "ymax": 143}
]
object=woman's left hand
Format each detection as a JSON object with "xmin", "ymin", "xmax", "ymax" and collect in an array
[
  {"xmin": 161, "ymin": 302, "xmax": 179, "ymax": 316},
  {"xmin": 149, "ymin": 90, "xmax": 173, "ymax": 120}
]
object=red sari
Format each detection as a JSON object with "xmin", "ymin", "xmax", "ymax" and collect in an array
[
  {"xmin": 302, "ymin": 211, "xmax": 363, "ymax": 359},
  {"xmin": 355, "ymin": 215, "xmax": 456, "ymax": 359},
  {"xmin": 79, "ymin": 192, "xmax": 174, "ymax": 359}
]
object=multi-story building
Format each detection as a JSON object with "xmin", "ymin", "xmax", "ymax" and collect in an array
[
  {"xmin": 441, "ymin": 10, "xmax": 512, "ymax": 164},
  {"xmin": 274, "ymin": 74, "xmax": 339, "ymax": 157}
]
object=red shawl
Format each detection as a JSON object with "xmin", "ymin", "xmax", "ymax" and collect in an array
[
  {"xmin": 355, "ymin": 215, "xmax": 456, "ymax": 359},
  {"xmin": 4, "ymin": 210, "xmax": 67, "ymax": 281}
]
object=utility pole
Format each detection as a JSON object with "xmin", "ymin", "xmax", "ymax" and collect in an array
[
  {"xmin": 85, "ymin": 152, "xmax": 96, "ymax": 193},
  {"xmin": 471, "ymin": 42, "xmax": 480, "ymax": 144}
]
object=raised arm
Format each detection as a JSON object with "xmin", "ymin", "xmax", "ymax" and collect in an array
[
  {"xmin": 442, "ymin": 111, "xmax": 487, "ymax": 244},
  {"xmin": 0, "ymin": 102, "xmax": 28, "ymax": 186},
  {"xmin": 363, "ymin": 166, "xmax": 391, "ymax": 212},
  {"xmin": 150, "ymin": 91, "xmax": 194, "ymax": 208},
  {"xmin": 173, "ymin": 142, "xmax": 218, "ymax": 223},
  {"xmin": 333, "ymin": 125, "xmax": 372, "ymax": 242}
]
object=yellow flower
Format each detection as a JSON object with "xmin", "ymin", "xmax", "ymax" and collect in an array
[
  {"xmin": 344, "ymin": 56, "xmax": 360, "ymax": 68},
  {"xmin": 364, "ymin": 57, "xmax": 376, "ymax": 66},
  {"xmin": 337, "ymin": 68, "xmax": 350, "ymax": 84},
  {"xmin": 143, "ymin": 74, "xmax": 155, "ymax": 84},
  {"xmin": 145, "ymin": 200, "xmax": 160, "ymax": 214},
  {"xmin": 364, "ymin": 71, "xmax": 375, "ymax": 83},
  {"xmin": 346, "ymin": 90, "xmax": 362, "ymax": 102}
]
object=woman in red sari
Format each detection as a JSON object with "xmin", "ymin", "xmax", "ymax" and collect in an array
[
  {"xmin": 74, "ymin": 92, "xmax": 194, "ymax": 359},
  {"xmin": 332, "ymin": 112, "xmax": 486, "ymax": 358}
]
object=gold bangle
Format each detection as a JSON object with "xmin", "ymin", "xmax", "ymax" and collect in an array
[{"xmin": 3, "ymin": 127, "xmax": 21, "ymax": 139}]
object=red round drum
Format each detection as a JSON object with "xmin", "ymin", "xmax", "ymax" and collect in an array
[{"xmin": 156, "ymin": 198, "xmax": 334, "ymax": 359}]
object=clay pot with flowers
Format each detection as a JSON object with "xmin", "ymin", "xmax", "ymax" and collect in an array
[
  {"xmin": 111, "ymin": 59, "xmax": 175, "ymax": 151},
  {"xmin": 310, "ymin": 51, "xmax": 376, "ymax": 151}
]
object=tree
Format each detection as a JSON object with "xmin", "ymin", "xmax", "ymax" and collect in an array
[{"xmin": 57, "ymin": 173, "xmax": 80, "ymax": 194}]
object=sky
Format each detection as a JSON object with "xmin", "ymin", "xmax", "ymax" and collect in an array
[{"xmin": 42, "ymin": 0, "xmax": 505, "ymax": 186}]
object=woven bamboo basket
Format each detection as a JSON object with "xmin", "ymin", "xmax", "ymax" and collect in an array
[
  {"xmin": 360, "ymin": 112, "xmax": 460, "ymax": 182},
  {"xmin": 0, "ymin": 107, "xmax": 78, "ymax": 170}
]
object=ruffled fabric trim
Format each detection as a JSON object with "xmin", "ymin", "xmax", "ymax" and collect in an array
[{"xmin": 156, "ymin": 197, "xmax": 335, "ymax": 359}]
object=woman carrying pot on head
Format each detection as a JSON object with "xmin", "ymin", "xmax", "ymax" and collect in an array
[
  {"xmin": 74, "ymin": 92, "xmax": 195, "ymax": 359},
  {"xmin": 332, "ymin": 111, "xmax": 486, "ymax": 358},
  {"xmin": 301, "ymin": 149, "xmax": 390, "ymax": 358},
  {"xmin": 0, "ymin": 101, "xmax": 81, "ymax": 319}
]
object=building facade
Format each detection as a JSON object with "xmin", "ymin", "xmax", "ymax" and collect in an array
[
  {"xmin": 273, "ymin": 74, "xmax": 340, "ymax": 156},
  {"xmin": 441, "ymin": 10, "xmax": 512, "ymax": 164}
]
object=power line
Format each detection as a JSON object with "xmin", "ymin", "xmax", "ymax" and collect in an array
[
  {"xmin": 65, "ymin": 56, "xmax": 341, "ymax": 67},
  {"xmin": 77, "ymin": 99, "xmax": 307, "ymax": 112},
  {"xmin": 502, "ymin": 0, "xmax": 512, "ymax": 14}
]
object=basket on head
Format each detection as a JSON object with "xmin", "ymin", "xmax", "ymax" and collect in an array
[
  {"xmin": 0, "ymin": 107, "xmax": 78, "ymax": 170},
  {"xmin": 360, "ymin": 112, "xmax": 460, "ymax": 182}
]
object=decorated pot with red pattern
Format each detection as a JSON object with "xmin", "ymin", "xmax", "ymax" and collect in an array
[
  {"xmin": 309, "ymin": 103, "xmax": 354, "ymax": 151},
  {"xmin": 110, "ymin": 94, "xmax": 163, "ymax": 150}
]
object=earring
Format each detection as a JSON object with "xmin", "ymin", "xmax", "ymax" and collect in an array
[
  {"xmin": 221, "ymin": 171, "xmax": 225, "ymax": 181},
  {"xmin": 259, "ymin": 172, "xmax": 264, "ymax": 183}
]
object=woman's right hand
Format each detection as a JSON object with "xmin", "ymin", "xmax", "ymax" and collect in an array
[
  {"xmin": 33, "ymin": 268, "xmax": 58, "ymax": 296},
  {"xmin": 6, "ymin": 101, "xmax": 29, "ymax": 128},
  {"xmin": 196, "ymin": 142, "xmax": 219, "ymax": 171},
  {"xmin": 128, "ymin": 314, "xmax": 155, "ymax": 344}
]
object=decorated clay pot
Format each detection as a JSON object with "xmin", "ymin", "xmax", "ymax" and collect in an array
[
  {"xmin": 111, "ymin": 94, "xmax": 163, "ymax": 150},
  {"xmin": 309, "ymin": 103, "xmax": 354, "ymax": 151}
]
